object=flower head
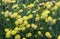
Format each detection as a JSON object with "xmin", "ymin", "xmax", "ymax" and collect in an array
[
  {"xmin": 26, "ymin": 32, "xmax": 32, "ymax": 38},
  {"xmin": 57, "ymin": 35, "xmax": 60, "ymax": 39},
  {"xmin": 45, "ymin": 32, "xmax": 52, "ymax": 38},
  {"xmin": 15, "ymin": 34, "xmax": 21, "ymax": 39}
]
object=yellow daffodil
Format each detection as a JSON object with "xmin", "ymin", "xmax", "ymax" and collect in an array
[
  {"xmin": 44, "ymin": 10, "xmax": 50, "ymax": 14},
  {"xmin": 37, "ymin": 31, "xmax": 42, "ymax": 36},
  {"xmin": 11, "ymin": 12, "xmax": 18, "ymax": 18},
  {"xmin": 45, "ymin": 32, "xmax": 52, "ymax": 38},
  {"xmin": 45, "ymin": 1, "xmax": 51, "ymax": 9},
  {"xmin": 5, "ymin": 28, "xmax": 9, "ymax": 32},
  {"xmin": 16, "ymin": 15, "xmax": 21, "ymax": 19},
  {"xmin": 26, "ymin": 32, "xmax": 32, "ymax": 38},
  {"xmin": 41, "ymin": 10, "xmax": 50, "ymax": 19},
  {"xmin": 4, "ymin": 10, "xmax": 9, "ymax": 17},
  {"xmin": 55, "ymin": 1, "xmax": 60, "ymax": 7},
  {"xmin": 31, "ymin": 24, "xmax": 37, "ymax": 29},
  {"xmin": 23, "ymin": 20, "xmax": 28, "ymax": 25},
  {"xmin": 22, "ymin": 38, "xmax": 26, "ymax": 39},
  {"xmin": 35, "ymin": 14, "xmax": 40, "ymax": 21},
  {"xmin": 45, "ymin": 16, "xmax": 52, "ymax": 22},
  {"xmin": 35, "ymin": 17, "xmax": 40, "ymax": 21},
  {"xmin": 52, "ymin": 5, "xmax": 58, "ymax": 11},
  {"xmin": 15, "ymin": 21, "xmax": 19, "ymax": 25},
  {"xmin": 52, "ymin": 19, "xmax": 57, "ymax": 24},
  {"xmin": 26, "ymin": 24, "xmax": 30, "ymax": 28},
  {"xmin": 41, "ymin": 13, "xmax": 48, "ymax": 19},
  {"xmin": 20, "ymin": 27, "xmax": 26, "ymax": 31},
  {"xmin": 4, "ymin": 11, "xmax": 12, "ymax": 17},
  {"xmin": 15, "ymin": 34, "xmax": 21, "ymax": 39},
  {"xmin": 57, "ymin": 35, "xmax": 60, "ymax": 39},
  {"xmin": 28, "ymin": 14, "xmax": 33, "ymax": 19},
  {"xmin": 6, "ymin": 31, "xmax": 11, "ymax": 38},
  {"xmin": 14, "ymin": 27, "xmax": 19, "ymax": 32},
  {"xmin": 15, "ymin": 18, "xmax": 23, "ymax": 25},
  {"xmin": 11, "ymin": 30, "xmax": 17, "ymax": 35},
  {"xmin": 23, "ymin": 16, "xmax": 29, "ymax": 20}
]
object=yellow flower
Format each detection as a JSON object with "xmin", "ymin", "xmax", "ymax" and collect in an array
[
  {"xmin": 4, "ymin": 10, "xmax": 9, "ymax": 17},
  {"xmin": 31, "ymin": 24, "xmax": 37, "ymax": 29},
  {"xmin": 28, "ymin": 3, "xmax": 34, "ymax": 8},
  {"xmin": 45, "ymin": 1, "xmax": 51, "ymax": 9},
  {"xmin": 28, "ymin": 14, "xmax": 33, "ymax": 19},
  {"xmin": 26, "ymin": 32, "xmax": 32, "ymax": 38},
  {"xmin": 45, "ymin": 32, "xmax": 52, "ymax": 38},
  {"xmin": 22, "ymin": 38, "xmax": 26, "ymax": 39},
  {"xmin": 41, "ymin": 10, "xmax": 50, "ymax": 19},
  {"xmin": 26, "ymin": 24, "xmax": 30, "ymax": 28},
  {"xmin": 12, "ymin": 4, "xmax": 18, "ymax": 9},
  {"xmin": 20, "ymin": 27, "xmax": 26, "ymax": 31},
  {"xmin": 37, "ymin": 31, "xmax": 42, "ymax": 36},
  {"xmin": 23, "ymin": 20, "xmax": 28, "ymax": 25},
  {"xmin": 14, "ymin": 27, "xmax": 19, "ymax": 32},
  {"xmin": 23, "ymin": 16, "xmax": 28, "ymax": 20},
  {"xmin": 11, "ymin": 30, "xmax": 17, "ymax": 35},
  {"xmin": 6, "ymin": 31, "xmax": 11, "ymax": 38},
  {"xmin": 55, "ymin": 1, "xmax": 60, "ymax": 7},
  {"xmin": 15, "ymin": 34, "xmax": 21, "ymax": 39},
  {"xmin": 22, "ymin": 4, "xmax": 27, "ymax": 9},
  {"xmin": 52, "ymin": 5, "xmax": 58, "ymax": 11},
  {"xmin": 35, "ymin": 17, "xmax": 40, "ymax": 21},
  {"xmin": 41, "ymin": 13, "xmax": 48, "ymax": 19},
  {"xmin": 5, "ymin": 28, "xmax": 9, "ymax": 32},
  {"xmin": 52, "ymin": 19, "xmax": 57, "ymax": 24},
  {"xmin": 18, "ymin": 18, "xmax": 23, "ymax": 24},
  {"xmin": 16, "ymin": 15, "xmax": 21, "ymax": 19},
  {"xmin": 15, "ymin": 21, "xmax": 19, "ymax": 25},
  {"xmin": 15, "ymin": 18, "xmax": 23, "ymax": 25},
  {"xmin": 45, "ymin": 16, "xmax": 52, "ymax": 22},
  {"xmin": 11, "ymin": 12, "xmax": 18, "ymax": 18},
  {"xmin": 44, "ymin": 10, "xmax": 50, "ymax": 14},
  {"xmin": 35, "ymin": 16, "xmax": 40, "ymax": 21},
  {"xmin": 57, "ymin": 35, "xmax": 60, "ymax": 39}
]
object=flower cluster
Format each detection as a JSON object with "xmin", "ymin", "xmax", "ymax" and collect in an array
[{"xmin": 1, "ymin": 0, "xmax": 60, "ymax": 39}]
